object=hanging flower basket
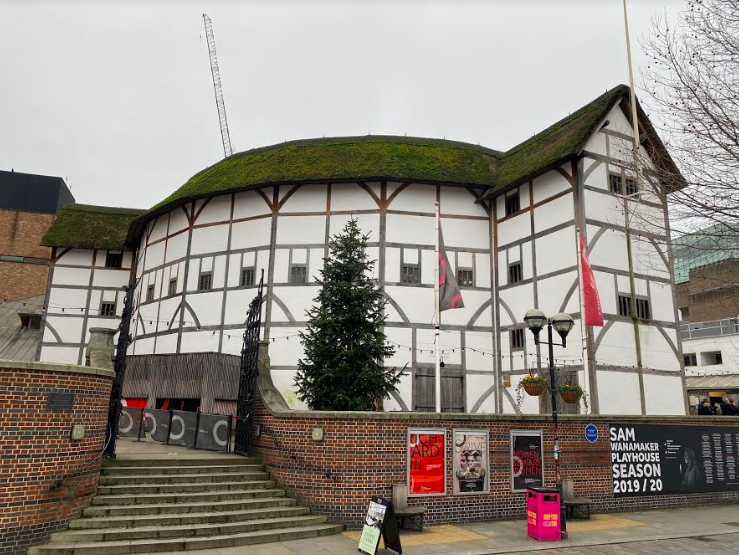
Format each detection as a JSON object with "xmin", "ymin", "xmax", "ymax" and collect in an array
[
  {"xmin": 559, "ymin": 384, "xmax": 584, "ymax": 404},
  {"xmin": 521, "ymin": 375, "xmax": 547, "ymax": 397}
]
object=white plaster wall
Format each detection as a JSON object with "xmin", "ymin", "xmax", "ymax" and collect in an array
[
  {"xmin": 195, "ymin": 195, "xmax": 231, "ymax": 225},
  {"xmin": 56, "ymin": 249, "xmax": 93, "ymax": 266},
  {"xmin": 535, "ymin": 228, "xmax": 576, "ymax": 275},
  {"xmin": 280, "ymin": 184, "xmax": 327, "ymax": 212},
  {"xmin": 148, "ymin": 216, "xmax": 169, "ymax": 244},
  {"xmin": 388, "ymin": 183, "xmax": 435, "ymax": 213},
  {"xmin": 595, "ymin": 322, "xmax": 639, "ymax": 367},
  {"xmin": 683, "ymin": 334, "xmax": 739, "ymax": 374},
  {"xmin": 191, "ymin": 225, "xmax": 229, "ymax": 256},
  {"xmin": 52, "ymin": 266, "xmax": 91, "ymax": 286},
  {"xmin": 233, "ymin": 191, "xmax": 272, "ymax": 219},
  {"xmin": 597, "ymin": 371, "xmax": 643, "ymax": 414},
  {"xmin": 277, "ymin": 215, "xmax": 326, "ymax": 244},
  {"xmin": 533, "ymin": 194, "xmax": 573, "ymax": 234},
  {"xmin": 497, "ymin": 213, "xmax": 530, "ymax": 246},
  {"xmin": 643, "ymin": 374, "xmax": 686, "ymax": 415}
]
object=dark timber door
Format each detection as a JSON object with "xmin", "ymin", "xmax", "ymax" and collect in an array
[
  {"xmin": 413, "ymin": 366, "xmax": 464, "ymax": 412},
  {"xmin": 234, "ymin": 271, "xmax": 264, "ymax": 456}
]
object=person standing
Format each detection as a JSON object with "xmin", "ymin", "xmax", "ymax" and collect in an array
[
  {"xmin": 720, "ymin": 397, "xmax": 736, "ymax": 416},
  {"xmin": 698, "ymin": 399, "xmax": 713, "ymax": 416}
]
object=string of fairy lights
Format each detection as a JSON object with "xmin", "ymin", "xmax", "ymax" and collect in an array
[{"xmin": 2, "ymin": 296, "xmax": 693, "ymax": 372}]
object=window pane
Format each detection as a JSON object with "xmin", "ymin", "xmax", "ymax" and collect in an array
[
  {"xmin": 512, "ymin": 328, "xmax": 525, "ymax": 350},
  {"xmin": 146, "ymin": 285, "xmax": 154, "ymax": 302},
  {"xmin": 105, "ymin": 252, "xmax": 122, "ymax": 268},
  {"xmin": 505, "ymin": 193, "xmax": 520, "ymax": 216},
  {"xmin": 241, "ymin": 267, "xmax": 255, "ymax": 286},
  {"xmin": 168, "ymin": 279, "xmax": 177, "ymax": 296},
  {"xmin": 401, "ymin": 264, "xmax": 419, "ymax": 284},
  {"xmin": 508, "ymin": 262, "xmax": 522, "ymax": 283},
  {"xmin": 457, "ymin": 269, "xmax": 473, "ymax": 287},
  {"xmin": 290, "ymin": 266, "xmax": 307, "ymax": 284},
  {"xmin": 100, "ymin": 302, "xmax": 115, "ymax": 317},
  {"xmin": 625, "ymin": 177, "xmax": 638, "ymax": 195},
  {"xmin": 199, "ymin": 273, "xmax": 212, "ymax": 290},
  {"xmin": 609, "ymin": 174, "xmax": 622, "ymax": 194}
]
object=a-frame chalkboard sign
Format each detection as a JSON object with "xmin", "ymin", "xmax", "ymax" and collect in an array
[{"xmin": 358, "ymin": 496, "xmax": 402, "ymax": 555}]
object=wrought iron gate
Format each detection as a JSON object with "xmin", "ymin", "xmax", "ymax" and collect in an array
[{"xmin": 234, "ymin": 271, "xmax": 264, "ymax": 456}]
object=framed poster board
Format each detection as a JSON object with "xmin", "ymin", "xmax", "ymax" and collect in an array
[
  {"xmin": 610, "ymin": 423, "xmax": 739, "ymax": 496},
  {"xmin": 453, "ymin": 429, "xmax": 489, "ymax": 494},
  {"xmin": 358, "ymin": 496, "xmax": 402, "ymax": 555},
  {"xmin": 407, "ymin": 428, "xmax": 446, "ymax": 496},
  {"xmin": 510, "ymin": 430, "xmax": 544, "ymax": 492}
]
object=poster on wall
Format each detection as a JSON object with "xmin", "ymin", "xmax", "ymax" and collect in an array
[
  {"xmin": 453, "ymin": 430, "xmax": 489, "ymax": 494},
  {"xmin": 510, "ymin": 430, "xmax": 544, "ymax": 492},
  {"xmin": 610, "ymin": 424, "xmax": 739, "ymax": 496},
  {"xmin": 407, "ymin": 429, "xmax": 445, "ymax": 496}
]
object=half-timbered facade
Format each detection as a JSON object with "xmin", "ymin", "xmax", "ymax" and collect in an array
[{"xmin": 39, "ymin": 85, "xmax": 688, "ymax": 415}]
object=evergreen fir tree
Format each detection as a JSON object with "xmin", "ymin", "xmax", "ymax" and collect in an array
[{"xmin": 294, "ymin": 219, "xmax": 399, "ymax": 411}]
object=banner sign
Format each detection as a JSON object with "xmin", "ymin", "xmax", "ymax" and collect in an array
[
  {"xmin": 358, "ymin": 496, "xmax": 402, "ymax": 555},
  {"xmin": 408, "ymin": 429, "xmax": 445, "ymax": 496},
  {"xmin": 610, "ymin": 424, "xmax": 739, "ymax": 496},
  {"xmin": 453, "ymin": 430, "xmax": 489, "ymax": 494},
  {"xmin": 510, "ymin": 431, "xmax": 544, "ymax": 492}
]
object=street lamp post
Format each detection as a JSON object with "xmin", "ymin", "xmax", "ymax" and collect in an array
[{"xmin": 523, "ymin": 309, "xmax": 575, "ymax": 534}]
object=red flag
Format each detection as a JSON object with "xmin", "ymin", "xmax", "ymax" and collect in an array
[{"xmin": 579, "ymin": 235, "xmax": 603, "ymax": 326}]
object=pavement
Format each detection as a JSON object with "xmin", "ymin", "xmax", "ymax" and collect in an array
[{"xmin": 127, "ymin": 504, "xmax": 739, "ymax": 555}]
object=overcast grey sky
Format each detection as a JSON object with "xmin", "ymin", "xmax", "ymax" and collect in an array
[{"xmin": 0, "ymin": 0, "xmax": 680, "ymax": 210}]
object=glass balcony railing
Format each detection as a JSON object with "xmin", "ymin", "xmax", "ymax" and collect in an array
[{"xmin": 681, "ymin": 317, "xmax": 739, "ymax": 340}]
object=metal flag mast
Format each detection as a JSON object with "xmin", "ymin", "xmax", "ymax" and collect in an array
[
  {"xmin": 622, "ymin": 0, "xmax": 646, "ymax": 414},
  {"xmin": 434, "ymin": 201, "xmax": 442, "ymax": 413}
]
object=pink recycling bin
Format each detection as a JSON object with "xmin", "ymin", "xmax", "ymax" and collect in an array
[{"xmin": 526, "ymin": 487, "xmax": 561, "ymax": 541}]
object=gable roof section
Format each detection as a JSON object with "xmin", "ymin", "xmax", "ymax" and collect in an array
[
  {"xmin": 489, "ymin": 85, "xmax": 629, "ymax": 191},
  {"xmin": 42, "ymin": 204, "xmax": 145, "ymax": 250},
  {"xmin": 0, "ymin": 295, "xmax": 43, "ymax": 362}
]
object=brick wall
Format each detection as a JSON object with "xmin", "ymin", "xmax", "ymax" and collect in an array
[
  {"xmin": 253, "ymin": 394, "xmax": 739, "ymax": 528},
  {"xmin": 0, "ymin": 361, "xmax": 113, "ymax": 555},
  {"xmin": 676, "ymin": 259, "xmax": 739, "ymax": 322},
  {"xmin": 0, "ymin": 209, "xmax": 54, "ymax": 300}
]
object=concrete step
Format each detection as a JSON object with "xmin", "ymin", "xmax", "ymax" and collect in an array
[
  {"xmin": 51, "ymin": 515, "xmax": 327, "ymax": 542},
  {"xmin": 69, "ymin": 506, "xmax": 312, "ymax": 530},
  {"xmin": 92, "ymin": 488, "xmax": 286, "ymax": 506},
  {"xmin": 30, "ymin": 523, "xmax": 345, "ymax": 555},
  {"xmin": 97, "ymin": 479, "xmax": 276, "ymax": 495},
  {"xmin": 101, "ymin": 464, "xmax": 264, "ymax": 476},
  {"xmin": 99, "ymin": 471, "xmax": 270, "ymax": 485},
  {"xmin": 84, "ymin": 497, "xmax": 296, "ymax": 517},
  {"xmin": 102, "ymin": 457, "xmax": 260, "ymax": 468}
]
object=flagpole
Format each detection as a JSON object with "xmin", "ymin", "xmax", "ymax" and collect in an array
[
  {"xmin": 434, "ymin": 201, "xmax": 442, "ymax": 413},
  {"xmin": 623, "ymin": 0, "xmax": 646, "ymax": 414},
  {"xmin": 575, "ymin": 227, "xmax": 591, "ymax": 411}
]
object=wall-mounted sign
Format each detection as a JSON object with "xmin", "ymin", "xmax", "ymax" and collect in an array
[
  {"xmin": 510, "ymin": 430, "xmax": 544, "ymax": 492},
  {"xmin": 358, "ymin": 496, "xmax": 402, "ymax": 555},
  {"xmin": 453, "ymin": 429, "xmax": 489, "ymax": 494},
  {"xmin": 585, "ymin": 423, "xmax": 599, "ymax": 443},
  {"xmin": 408, "ymin": 429, "xmax": 445, "ymax": 496},
  {"xmin": 610, "ymin": 424, "xmax": 739, "ymax": 496}
]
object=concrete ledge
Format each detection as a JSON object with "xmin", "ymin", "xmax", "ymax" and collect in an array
[{"xmin": 0, "ymin": 359, "xmax": 115, "ymax": 378}]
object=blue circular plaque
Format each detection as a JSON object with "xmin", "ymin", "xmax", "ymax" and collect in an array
[{"xmin": 585, "ymin": 423, "xmax": 599, "ymax": 443}]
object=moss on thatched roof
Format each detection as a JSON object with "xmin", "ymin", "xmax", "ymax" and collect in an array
[
  {"xmin": 42, "ymin": 204, "xmax": 145, "ymax": 250},
  {"xmin": 148, "ymin": 136, "xmax": 502, "ymax": 215}
]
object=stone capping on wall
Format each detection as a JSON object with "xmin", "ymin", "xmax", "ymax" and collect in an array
[{"xmin": 0, "ymin": 359, "xmax": 115, "ymax": 378}]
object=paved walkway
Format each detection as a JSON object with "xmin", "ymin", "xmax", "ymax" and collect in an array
[
  {"xmin": 128, "ymin": 504, "xmax": 739, "ymax": 555},
  {"xmin": 115, "ymin": 437, "xmax": 244, "ymax": 460}
]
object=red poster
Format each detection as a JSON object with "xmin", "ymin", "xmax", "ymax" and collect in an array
[{"xmin": 408, "ymin": 430, "xmax": 445, "ymax": 495}]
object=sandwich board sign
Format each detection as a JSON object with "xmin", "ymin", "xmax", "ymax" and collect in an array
[{"xmin": 358, "ymin": 496, "xmax": 402, "ymax": 555}]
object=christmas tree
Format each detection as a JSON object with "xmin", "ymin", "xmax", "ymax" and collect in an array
[{"xmin": 295, "ymin": 219, "xmax": 399, "ymax": 411}]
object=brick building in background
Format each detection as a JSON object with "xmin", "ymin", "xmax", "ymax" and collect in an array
[
  {"xmin": 673, "ymin": 224, "xmax": 739, "ymax": 407},
  {"xmin": 0, "ymin": 170, "xmax": 74, "ymax": 301}
]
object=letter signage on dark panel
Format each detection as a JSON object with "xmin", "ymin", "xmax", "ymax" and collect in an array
[{"xmin": 610, "ymin": 424, "xmax": 739, "ymax": 496}]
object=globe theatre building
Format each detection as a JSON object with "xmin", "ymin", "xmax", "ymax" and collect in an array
[{"xmin": 38, "ymin": 85, "xmax": 688, "ymax": 415}]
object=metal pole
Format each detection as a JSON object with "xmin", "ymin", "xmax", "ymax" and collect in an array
[
  {"xmin": 622, "ymin": 0, "xmax": 646, "ymax": 415},
  {"xmin": 548, "ymin": 323, "xmax": 560, "ymax": 486},
  {"xmin": 434, "ymin": 201, "xmax": 442, "ymax": 413}
]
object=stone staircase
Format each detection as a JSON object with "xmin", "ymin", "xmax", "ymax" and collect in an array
[{"xmin": 30, "ymin": 455, "xmax": 343, "ymax": 555}]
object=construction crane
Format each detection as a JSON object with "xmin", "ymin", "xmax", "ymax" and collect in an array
[{"xmin": 202, "ymin": 14, "xmax": 233, "ymax": 158}]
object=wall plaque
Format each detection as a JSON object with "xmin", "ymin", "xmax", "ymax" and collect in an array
[{"xmin": 47, "ymin": 392, "xmax": 75, "ymax": 412}]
